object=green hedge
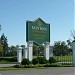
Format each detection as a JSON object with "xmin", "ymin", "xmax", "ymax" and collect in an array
[{"xmin": 0, "ymin": 57, "xmax": 17, "ymax": 62}]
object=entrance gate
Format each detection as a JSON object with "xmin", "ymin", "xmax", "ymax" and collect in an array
[
  {"xmin": 16, "ymin": 18, "xmax": 75, "ymax": 66},
  {"xmin": 26, "ymin": 18, "xmax": 50, "ymax": 61}
]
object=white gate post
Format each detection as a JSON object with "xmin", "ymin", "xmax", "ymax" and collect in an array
[
  {"xmin": 49, "ymin": 46, "xmax": 53, "ymax": 57},
  {"xmin": 24, "ymin": 48, "xmax": 28, "ymax": 59},
  {"xmin": 44, "ymin": 42, "xmax": 50, "ymax": 60},
  {"xmin": 72, "ymin": 42, "xmax": 75, "ymax": 66},
  {"xmin": 22, "ymin": 45, "xmax": 28, "ymax": 59},
  {"xmin": 28, "ymin": 41, "xmax": 33, "ymax": 61},
  {"xmin": 16, "ymin": 46, "xmax": 22, "ymax": 63}
]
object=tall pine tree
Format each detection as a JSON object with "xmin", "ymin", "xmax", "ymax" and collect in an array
[{"xmin": 0, "ymin": 33, "xmax": 8, "ymax": 56}]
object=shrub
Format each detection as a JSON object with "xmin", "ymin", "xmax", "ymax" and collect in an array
[
  {"xmin": 32, "ymin": 58, "xmax": 39, "ymax": 65},
  {"xmin": 37, "ymin": 57, "xmax": 48, "ymax": 64},
  {"xmin": 49, "ymin": 57, "xmax": 56, "ymax": 65},
  {"xmin": 21, "ymin": 58, "xmax": 31, "ymax": 65}
]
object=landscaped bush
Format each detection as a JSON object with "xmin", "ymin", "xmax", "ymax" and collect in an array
[
  {"xmin": 32, "ymin": 58, "xmax": 39, "ymax": 65},
  {"xmin": 21, "ymin": 58, "xmax": 31, "ymax": 65},
  {"xmin": 37, "ymin": 57, "xmax": 48, "ymax": 64},
  {"xmin": 49, "ymin": 57, "xmax": 57, "ymax": 65}
]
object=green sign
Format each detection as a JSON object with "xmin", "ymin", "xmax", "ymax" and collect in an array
[{"xmin": 26, "ymin": 18, "xmax": 50, "ymax": 45}]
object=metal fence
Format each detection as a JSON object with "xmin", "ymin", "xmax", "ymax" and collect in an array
[{"xmin": 53, "ymin": 55, "xmax": 72, "ymax": 65}]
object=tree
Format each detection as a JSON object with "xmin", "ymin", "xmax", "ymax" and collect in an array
[
  {"xmin": 0, "ymin": 33, "xmax": 8, "ymax": 56},
  {"xmin": 33, "ymin": 44, "xmax": 44, "ymax": 56},
  {"xmin": 67, "ymin": 39, "xmax": 72, "ymax": 47},
  {"xmin": 0, "ymin": 43, "xmax": 3, "ymax": 52},
  {"xmin": 53, "ymin": 41, "xmax": 69, "ymax": 56},
  {"xmin": 7, "ymin": 45, "xmax": 17, "ymax": 56},
  {"xmin": 0, "ymin": 25, "xmax": 3, "ymax": 56},
  {"xmin": 0, "ymin": 43, "xmax": 3, "ymax": 56}
]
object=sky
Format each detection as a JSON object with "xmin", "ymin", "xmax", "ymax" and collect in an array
[{"xmin": 0, "ymin": 0, "xmax": 74, "ymax": 46}]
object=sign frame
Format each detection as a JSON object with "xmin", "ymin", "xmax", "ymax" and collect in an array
[{"xmin": 26, "ymin": 18, "xmax": 50, "ymax": 45}]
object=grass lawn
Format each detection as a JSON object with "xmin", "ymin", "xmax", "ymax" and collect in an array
[
  {"xmin": 0, "ymin": 67, "xmax": 32, "ymax": 71},
  {"xmin": 53, "ymin": 56, "xmax": 72, "ymax": 62}
]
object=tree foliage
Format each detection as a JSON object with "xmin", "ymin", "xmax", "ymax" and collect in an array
[
  {"xmin": 53, "ymin": 41, "xmax": 70, "ymax": 56},
  {"xmin": 7, "ymin": 45, "xmax": 17, "ymax": 56},
  {"xmin": 0, "ymin": 33, "xmax": 8, "ymax": 56},
  {"xmin": 33, "ymin": 44, "xmax": 44, "ymax": 56},
  {"xmin": 0, "ymin": 43, "xmax": 3, "ymax": 53}
]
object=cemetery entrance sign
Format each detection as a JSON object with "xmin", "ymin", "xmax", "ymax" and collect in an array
[{"xmin": 26, "ymin": 18, "xmax": 50, "ymax": 45}]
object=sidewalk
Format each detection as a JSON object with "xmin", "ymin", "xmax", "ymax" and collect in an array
[{"xmin": 0, "ymin": 64, "xmax": 16, "ymax": 67}]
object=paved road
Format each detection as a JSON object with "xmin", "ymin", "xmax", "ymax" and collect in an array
[{"xmin": 0, "ymin": 67, "xmax": 75, "ymax": 75}]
